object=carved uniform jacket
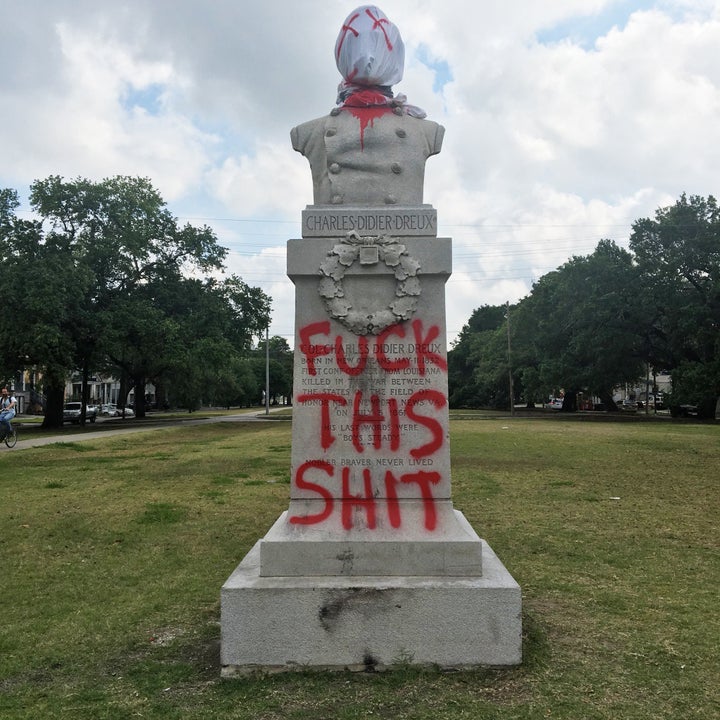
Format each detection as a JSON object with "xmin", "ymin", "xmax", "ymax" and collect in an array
[{"xmin": 291, "ymin": 109, "xmax": 444, "ymax": 207}]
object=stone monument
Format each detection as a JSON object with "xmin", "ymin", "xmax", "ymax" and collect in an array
[{"xmin": 221, "ymin": 5, "xmax": 521, "ymax": 673}]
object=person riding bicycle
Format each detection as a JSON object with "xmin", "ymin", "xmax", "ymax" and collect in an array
[{"xmin": 0, "ymin": 386, "xmax": 17, "ymax": 439}]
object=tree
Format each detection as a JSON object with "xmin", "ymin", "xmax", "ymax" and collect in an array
[
  {"xmin": 149, "ymin": 276, "xmax": 271, "ymax": 410},
  {"xmin": 255, "ymin": 335, "xmax": 293, "ymax": 405},
  {"xmin": 27, "ymin": 175, "xmax": 234, "ymax": 420},
  {"xmin": 630, "ymin": 194, "xmax": 720, "ymax": 417},
  {"xmin": 448, "ymin": 305, "xmax": 510, "ymax": 408},
  {"xmin": 0, "ymin": 176, "xmax": 272, "ymax": 425},
  {"xmin": 0, "ymin": 200, "xmax": 93, "ymax": 425},
  {"xmin": 513, "ymin": 240, "xmax": 649, "ymax": 410},
  {"xmin": 453, "ymin": 196, "xmax": 720, "ymax": 418},
  {"xmin": 450, "ymin": 242, "xmax": 651, "ymax": 412},
  {"xmin": 0, "ymin": 189, "xmax": 19, "ymax": 227}
]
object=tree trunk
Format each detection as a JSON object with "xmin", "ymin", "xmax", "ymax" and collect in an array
[
  {"xmin": 599, "ymin": 390, "xmax": 618, "ymax": 412},
  {"xmin": 81, "ymin": 359, "xmax": 89, "ymax": 426},
  {"xmin": 153, "ymin": 378, "xmax": 168, "ymax": 410},
  {"xmin": 42, "ymin": 369, "xmax": 66, "ymax": 428},
  {"xmin": 697, "ymin": 394, "xmax": 718, "ymax": 419},
  {"xmin": 560, "ymin": 391, "xmax": 578, "ymax": 412},
  {"xmin": 118, "ymin": 372, "xmax": 129, "ymax": 412},
  {"xmin": 133, "ymin": 374, "xmax": 146, "ymax": 418}
]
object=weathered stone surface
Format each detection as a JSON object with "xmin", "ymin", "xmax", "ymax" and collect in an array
[
  {"xmin": 221, "ymin": 4, "xmax": 520, "ymax": 672},
  {"xmin": 221, "ymin": 218, "xmax": 522, "ymax": 668},
  {"xmin": 259, "ymin": 509, "xmax": 483, "ymax": 577},
  {"xmin": 302, "ymin": 206, "xmax": 438, "ymax": 238},
  {"xmin": 292, "ymin": 112, "xmax": 443, "ymax": 206},
  {"xmin": 221, "ymin": 539, "xmax": 521, "ymax": 673},
  {"xmin": 252, "ymin": 230, "xmax": 481, "ymax": 579}
]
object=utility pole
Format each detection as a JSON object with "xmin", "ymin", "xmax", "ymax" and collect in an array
[
  {"xmin": 265, "ymin": 325, "xmax": 270, "ymax": 416},
  {"xmin": 506, "ymin": 301, "xmax": 514, "ymax": 416}
]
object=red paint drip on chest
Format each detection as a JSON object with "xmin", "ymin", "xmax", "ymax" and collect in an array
[{"xmin": 341, "ymin": 94, "xmax": 394, "ymax": 149}]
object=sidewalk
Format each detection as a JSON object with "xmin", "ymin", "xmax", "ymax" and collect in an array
[{"xmin": 7, "ymin": 407, "xmax": 290, "ymax": 451}]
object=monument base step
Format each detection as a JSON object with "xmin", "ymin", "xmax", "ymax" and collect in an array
[
  {"xmin": 220, "ymin": 539, "xmax": 522, "ymax": 674},
  {"xmin": 259, "ymin": 508, "xmax": 483, "ymax": 577}
]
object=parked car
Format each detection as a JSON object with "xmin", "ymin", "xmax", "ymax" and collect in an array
[
  {"xmin": 648, "ymin": 393, "xmax": 666, "ymax": 410},
  {"xmin": 102, "ymin": 403, "xmax": 135, "ymax": 418},
  {"xmin": 63, "ymin": 402, "xmax": 97, "ymax": 424},
  {"xmin": 671, "ymin": 404, "xmax": 698, "ymax": 417}
]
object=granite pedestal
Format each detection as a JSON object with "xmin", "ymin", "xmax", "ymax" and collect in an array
[
  {"xmin": 220, "ymin": 206, "xmax": 522, "ymax": 673},
  {"xmin": 221, "ymin": 533, "xmax": 521, "ymax": 674}
]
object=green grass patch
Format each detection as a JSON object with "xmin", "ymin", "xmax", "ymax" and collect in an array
[
  {"xmin": 0, "ymin": 418, "xmax": 718, "ymax": 719},
  {"xmin": 137, "ymin": 502, "xmax": 188, "ymax": 525},
  {"xmin": 45, "ymin": 441, "xmax": 97, "ymax": 451}
]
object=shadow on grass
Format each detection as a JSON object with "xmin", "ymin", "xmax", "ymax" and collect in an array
[{"xmin": 520, "ymin": 609, "xmax": 550, "ymax": 671}]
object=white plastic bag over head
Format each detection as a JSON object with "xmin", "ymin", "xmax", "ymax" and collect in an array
[{"xmin": 335, "ymin": 5, "xmax": 405, "ymax": 87}]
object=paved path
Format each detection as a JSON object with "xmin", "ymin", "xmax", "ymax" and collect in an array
[{"xmin": 7, "ymin": 408, "xmax": 289, "ymax": 451}]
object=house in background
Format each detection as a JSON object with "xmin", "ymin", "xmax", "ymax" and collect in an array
[
  {"xmin": 64, "ymin": 373, "xmax": 155, "ymax": 408},
  {"xmin": 8, "ymin": 370, "xmax": 45, "ymax": 415},
  {"xmin": 614, "ymin": 371, "xmax": 672, "ymax": 408}
]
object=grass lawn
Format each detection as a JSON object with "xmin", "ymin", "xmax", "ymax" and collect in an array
[{"xmin": 0, "ymin": 417, "xmax": 718, "ymax": 719}]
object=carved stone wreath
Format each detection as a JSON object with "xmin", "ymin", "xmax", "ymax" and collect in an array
[{"xmin": 318, "ymin": 232, "xmax": 422, "ymax": 335}]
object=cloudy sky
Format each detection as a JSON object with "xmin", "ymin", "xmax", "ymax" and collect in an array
[{"xmin": 2, "ymin": 0, "xmax": 719, "ymax": 344}]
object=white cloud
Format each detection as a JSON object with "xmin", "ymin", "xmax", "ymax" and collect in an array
[
  {"xmin": 0, "ymin": 17, "xmax": 217, "ymax": 200},
  {"xmin": 2, "ymin": 1, "xmax": 720, "ymax": 343},
  {"xmin": 223, "ymin": 245, "xmax": 296, "ymax": 342},
  {"xmin": 206, "ymin": 141, "xmax": 310, "ymax": 218}
]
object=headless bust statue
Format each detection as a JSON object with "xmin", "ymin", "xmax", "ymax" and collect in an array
[{"xmin": 291, "ymin": 5, "xmax": 444, "ymax": 207}]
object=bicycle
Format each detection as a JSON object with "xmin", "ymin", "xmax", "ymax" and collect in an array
[{"xmin": 0, "ymin": 425, "xmax": 17, "ymax": 448}]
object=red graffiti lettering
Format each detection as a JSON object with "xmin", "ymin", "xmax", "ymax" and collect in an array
[
  {"xmin": 352, "ymin": 392, "xmax": 383, "ymax": 452},
  {"xmin": 289, "ymin": 460, "xmax": 334, "ymax": 525},
  {"xmin": 294, "ymin": 316, "xmax": 448, "ymax": 534},
  {"xmin": 289, "ymin": 465, "xmax": 442, "ymax": 530},
  {"xmin": 298, "ymin": 389, "xmax": 442, "ymax": 455},
  {"xmin": 401, "ymin": 470, "xmax": 441, "ymax": 530},
  {"xmin": 341, "ymin": 467, "xmax": 377, "ymax": 530},
  {"xmin": 405, "ymin": 390, "xmax": 446, "ymax": 458},
  {"xmin": 297, "ymin": 393, "xmax": 347, "ymax": 450},
  {"xmin": 297, "ymin": 319, "xmax": 447, "ymax": 377},
  {"xmin": 365, "ymin": 7, "xmax": 393, "ymax": 51},
  {"xmin": 335, "ymin": 334, "xmax": 368, "ymax": 375},
  {"xmin": 375, "ymin": 323, "xmax": 411, "ymax": 371},
  {"xmin": 336, "ymin": 12, "xmax": 360, "ymax": 61},
  {"xmin": 299, "ymin": 321, "xmax": 332, "ymax": 376}
]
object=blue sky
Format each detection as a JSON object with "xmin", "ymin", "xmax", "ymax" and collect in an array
[
  {"xmin": 121, "ymin": 85, "xmax": 165, "ymax": 116},
  {"xmin": 2, "ymin": 0, "xmax": 720, "ymax": 344},
  {"xmin": 416, "ymin": 44, "xmax": 454, "ymax": 93},
  {"xmin": 536, "ymin": 0, "xmax": 662, "ymax": 46}
]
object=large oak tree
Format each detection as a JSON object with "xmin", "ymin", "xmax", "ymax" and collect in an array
[
  {"xmin": 0, "ymin": 177, "xmax": 271, "ymax": 426},
  {"xmin": 630, "ymin": 194, "xmax": 720, "ymax": 416}
]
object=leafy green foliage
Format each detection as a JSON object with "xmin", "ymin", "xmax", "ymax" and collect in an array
[
  {"xmin": 252, "ymin": 335, "xmax": 293, "ymax": 406},
  {"xmin": 0, "ymin": 176, "xmax": 272, "ymax": 423},
  {"xmin": 449, "ymin": 305, "xmax": 509, "ymax": 408},
  {"xmin": 450, "ymin": 195, "xmax": 720, "ymax": 415},
  {"xmin": 513, "ymin": 240, "xmax": 646, "ymax": 408},
  {"xmin": 630, "ymin": 193, "xmax": 720, "ymax": 413}
]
